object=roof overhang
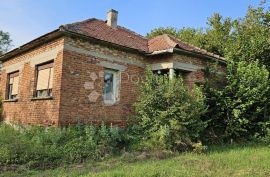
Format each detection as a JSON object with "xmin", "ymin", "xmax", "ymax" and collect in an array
[
  {"xmin": 151, "ymin": 61, "xmax": 203, "ymax": 72},
  {"xmin": 146, "ymin": 47, "xmax": 227, "ymax": 65},
  {"xmin": 146, "ymin": 48, "xmax": 174, "ymax": 55},
  {"xmin": 0, "ymin": 29, "xmax": 64, "ymax": 62},
  {"xmin": 173, "ymin": 48, "xmax": 227, "ymax": 65}
]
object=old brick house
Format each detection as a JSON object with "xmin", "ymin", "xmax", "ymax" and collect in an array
[{"xmin": 0, "ymin": 9, "xmax": 226, "ymax": 127}]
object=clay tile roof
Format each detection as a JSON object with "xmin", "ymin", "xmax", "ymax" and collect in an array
[
  {"xmin": 61, "ymin": 18, "xmax": 149, "ymax": 52},
  {"xmin": 1, "ymin": 18, "xmax": 225, "ymax": 62},
  {"xmin": 148, "ymin": 34, "xmax": 177, "ymax": 52},
  {"xmin": 148, "ymin": 34, "xmax": 226, "ymax": 61}
]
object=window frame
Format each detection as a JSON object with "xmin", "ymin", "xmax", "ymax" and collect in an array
[
  {"xmin": 103, "ymin": 68, "xmax": 120, "ymax": 105},
  {"xmin": 6, "ymin": 71, "xmax": 19, "ymax": 100},
  {"xmin": 34, "ymin": 61, "xmax": 54, "ymax": 98}
]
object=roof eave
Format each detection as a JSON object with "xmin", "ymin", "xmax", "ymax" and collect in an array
[
  {"xmin": 173, "ymin": 48, "xmax": 227, "ymax": 65},
  {"xmin": 146, "ymin": 48, "xmax": 174, "ymax": 56},
  {"xmin": 0, "ymin": 29, "xmax": 63, "ymax": 61},
  {"xmin": 146, "ymin": 47, "xmax": 226, "ymax": 65}
]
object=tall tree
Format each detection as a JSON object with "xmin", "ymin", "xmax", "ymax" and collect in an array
[
  {"xmin": 145, "ymin": 27, "xmax": 178, "ymax": 39},
  {"xmin": 227, "ymin": 6, "xmax": 270, "ymax": 68},
  {"xmin": 203, "ymin": 13, "xmax": 233, "ymax": 56},
  {"xmin": 0, "ymin": 30, "xmax": 12, "ymax": 55}
]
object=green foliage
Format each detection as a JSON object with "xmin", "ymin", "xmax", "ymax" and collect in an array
[
  {"xmin": 202, "ymin": 60, "xmax": 270, "ymax": 142},
  {"xmin": 0, "ymin": 30, "xmax": 12, "ymax": 55},
  {"xmin": 227, "ymin": 6, "xmax": 270, "ymax": 68},
  {"xmin": 134, "ymin": 68, "xmax": 206, "ymax": 151},
  {"xmin": 145, "ymin": 27, "xmax": 178, "ymax": 39},
  {"xmin": 204, "ymin": 13, "xmax": 233, "ymax": 56},
  {"xmin": 0, "ymin": 123, "xmax": 130, "ymax": 168},
  {"xmin": 258, "ymin": 128, "xmax": 270, "ymax": 143}
]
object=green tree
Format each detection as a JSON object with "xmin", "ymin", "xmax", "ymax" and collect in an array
[
  {"xmin": 145, "ymin": 27, "xmax": 178, "ymax": 39},
  {"xmin": 227, "ymin": 6, "xmax": 270, "ymax": 68},
  {"xmin": 203, "ymin": 13, "xmax": 233, "ymax": 56},
  {"xmin": 0, "ymin": 30, "xmax": 12, "ymax": 55},
  {"xmin": 178, "ymin": 28, "xmax": 205, "ymax": 48}
]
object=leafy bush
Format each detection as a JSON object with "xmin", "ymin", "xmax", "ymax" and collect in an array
[
  {"xmin": 134, "ymin": 68, "xmax": 206, "ymax": 151},
  {"xmin": 0, "ymin": 123, "xmax": 129, "ymax": 169},
  {"xmin": 202, "ymin": 60, "xmax": 270, "ymax": 143}
]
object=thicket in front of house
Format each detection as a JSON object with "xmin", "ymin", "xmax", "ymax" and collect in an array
[
  {"xmin": 0, "ymin": 123, "xmax": 131, "ymax": 168},
  {"xmin": 133, "ymin": 68, "xmax": 206, "ymax": 151},
  {"xmin": 132, "ymin": 62, "xmax": 270, "ymax": 148}
]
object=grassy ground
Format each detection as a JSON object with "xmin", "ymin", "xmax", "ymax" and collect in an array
[{"xmin": 1, "ymin": 144, "xmax": 270, "ymax": 177}]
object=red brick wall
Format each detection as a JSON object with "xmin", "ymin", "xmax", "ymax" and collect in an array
[
  {"xmin": 1, "ymin": 38, "xmax": 64, "ymax": 126},
  {"xmin": 58, "ymin": 37, "xmax": 145, "ymax": 127}
]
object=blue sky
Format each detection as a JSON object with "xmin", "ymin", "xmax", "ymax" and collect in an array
[{"xmin": 0, "ymin": 0, "xmax": 267, "ymax": 48}]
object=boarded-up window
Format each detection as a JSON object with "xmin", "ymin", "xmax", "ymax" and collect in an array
[
  {"xmin": 7, "ymin": 71, "xmax": 19, "ymax": 99},
  {"xmin": 36, "ymin": 62, "xmax": 53, "ymax": 98}
]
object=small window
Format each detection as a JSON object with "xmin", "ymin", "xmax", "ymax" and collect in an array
[
  {"xmin": 7, "ymin": 71, "xmax": 19, "ymax": 100},
  {"xmin": 103, "ymin": 69, "xmax": 119, "ymax": 104},
  {"xmin": 35, "ymin": 62, "xmax": 54, "ymax": 98}
]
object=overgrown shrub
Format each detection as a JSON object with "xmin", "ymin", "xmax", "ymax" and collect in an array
[
  {"xmin": 0, "ymin": 123, "xmax": 130, "ymax": 169},
  {"xmin": 134, "ymin": 68, "xmax": 206, "ymax": 151},
  {"xmin": 202, "ymin": 60, "xmax": 270, "ymax": 143}
]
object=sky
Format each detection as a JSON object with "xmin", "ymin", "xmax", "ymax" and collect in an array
[{"xmin": 0, "ymin": 0, "xmax": 268, "ymax": 49}]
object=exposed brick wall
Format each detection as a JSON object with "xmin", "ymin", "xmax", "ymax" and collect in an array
[
  {"xmin": 59, "ymin": 37, "xmax": 145, "ymax": 127},
  {"xmin": 1, "ymin": 38, "xmax": 65, "ymax": 126}
]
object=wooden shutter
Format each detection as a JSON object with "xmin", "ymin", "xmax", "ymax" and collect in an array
[
  {"xmin": 37, "ymin": 68, "xmax": 50, "ymax": 90},
  {"xmin": 9, "ymin": 77, "xmax": 14, "ymax": 84},
  {"xmin": 12, "ymin": 76, "xmax": 19, "ymax": 95},
  {"xmin": 48, "ymin": 68, "xmax": 53, "ymax": 89}
]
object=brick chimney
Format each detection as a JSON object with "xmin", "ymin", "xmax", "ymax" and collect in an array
[{"xmin": 107, "ymin": 9, "xmax": 118, "ymax": 28}]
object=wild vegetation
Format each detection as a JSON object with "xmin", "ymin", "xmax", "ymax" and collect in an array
[
  {"xmin": 147, "ymin": 3, "xmax": 270, "ymax": 144},
  {"xmin": 0, "ymin": 123, "xmax": 131, "ymax": 169},
  {"xmin": 133, "ymin": 68, "xmax": 206, "ymax": 151},
  {"xmin": 1, "ymin": 2, "xmax": 270, "ymax": 176},
  {"xmin": 2, "ymin": 143, "xmax": 270, "ymax": 177}
]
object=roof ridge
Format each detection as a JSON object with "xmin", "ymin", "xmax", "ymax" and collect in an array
[
  {"xmin": 163, "ymin": 34, "xmax": 178, "ymax": 48},
  {"xmin": 117, "ymin": 25, "xmax": 147, "ymax": 40},
  {"xmin": 61, "ymin": 17, "xmax": 149, "ymax": 52},
  {"xmin": 62, "ymin": 17, "xmax": 147, "ymax": 40},
  {"xmin": 60, "ymin": 18, "xmax": 99, "ymax": 29}
]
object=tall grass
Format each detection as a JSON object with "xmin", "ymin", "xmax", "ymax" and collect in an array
[
  {"xmin": 3, "ymin": 144, "xmax": 270, "ymax": 177},
  {"xmin": 0, "ymin": 123, "xmax": 130, "ymax": 169}
]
